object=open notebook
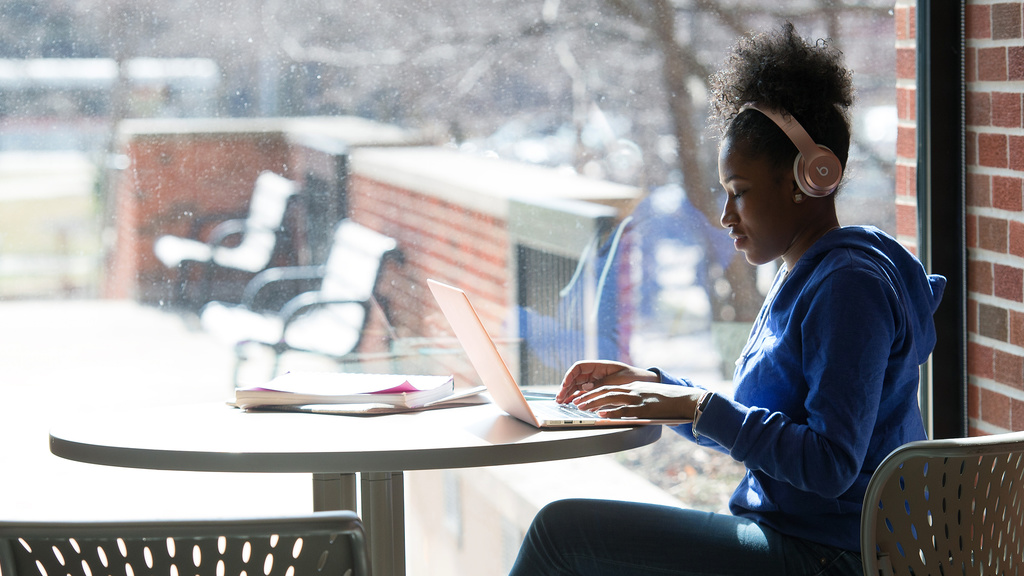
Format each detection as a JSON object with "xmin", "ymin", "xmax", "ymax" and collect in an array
[{"xmin": 428, "ymin": 279, "xmax": 689, "ymax": 428}]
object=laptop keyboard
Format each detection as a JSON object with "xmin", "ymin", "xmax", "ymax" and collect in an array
[{"xmin": 535, "ymin": 401, "xmax": 600, "ymax": 420}]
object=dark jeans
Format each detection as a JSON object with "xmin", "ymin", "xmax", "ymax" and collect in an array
[{"xmin": 509, "ymin": 499, "xmax": 862, "ymax": 576}]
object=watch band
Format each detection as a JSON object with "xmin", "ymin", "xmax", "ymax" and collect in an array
[{"xmin": 692, "ymin": 391, "xmax": 714, "ymax": 439}]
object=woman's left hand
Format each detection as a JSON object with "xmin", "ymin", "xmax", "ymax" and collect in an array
[{"xmin": 570, "ymin": 381, "xmax": 704, "ymax": 421}]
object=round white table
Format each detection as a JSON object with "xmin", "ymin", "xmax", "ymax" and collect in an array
[{"xmin": 50, "ymin": 402, "xmax": 661, "ymax": 576}]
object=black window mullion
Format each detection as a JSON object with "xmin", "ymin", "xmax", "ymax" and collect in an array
[{"xmin": 917, "ymin": 0, "xmax": 968, "ymax": 439}]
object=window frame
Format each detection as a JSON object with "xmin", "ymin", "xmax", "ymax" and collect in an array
[{"xmin": 917, "ymin": 1, "xmax": 968, "ymax": 439}]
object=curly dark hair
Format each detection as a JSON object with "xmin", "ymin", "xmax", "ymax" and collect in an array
[{"xmin": 708, "ymin": 22, "xmax": 854, "ymax": 175}]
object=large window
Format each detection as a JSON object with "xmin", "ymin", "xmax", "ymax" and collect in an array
[{"xmin": 0, "ymin": 2, "xmax": 901, "ymax": 574}]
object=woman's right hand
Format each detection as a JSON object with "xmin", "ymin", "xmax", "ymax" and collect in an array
[{"xmin": 556, "ymin": 360, "xmax": 659, "ymax": 404}]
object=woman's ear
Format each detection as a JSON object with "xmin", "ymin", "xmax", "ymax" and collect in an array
[{"xmin": 790, "ymin": 175, "xmax": 805, "ymax": 203}]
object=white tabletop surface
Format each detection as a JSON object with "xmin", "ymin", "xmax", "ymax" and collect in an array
[{"xmin": 50, "ymin": 402, "xmax": 662, "ymax": 474}]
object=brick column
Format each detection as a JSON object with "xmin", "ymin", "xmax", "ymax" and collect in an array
[{"xmin": 963, "ymin": 1, "xmax": 1024, "ymax": 433}]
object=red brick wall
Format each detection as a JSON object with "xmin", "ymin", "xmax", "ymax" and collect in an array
[
  {"xmin": 104, "ymin": 117, "xmax": 418, "ymax": 303},
  {"xmin": 895, "ymin": 1, "xmax": 919, "ymax": 251},
  {"xmin": 926, "ymin": 1, "xmax": 1024, "ymax": 434},
  {"xmin": 345, "ymin": 146, "xmax": 641, "ymax": 386},
  {"xmin": 898, "ymin": 1, "xmax": 1024, "ymax": 435},
  {"xmin": 348, "ymin": 174, "xmax": 510, "ymax": 340},
  {"xmin": 104, "ymin": 130, "xmax": 292, "ymax": 301}
]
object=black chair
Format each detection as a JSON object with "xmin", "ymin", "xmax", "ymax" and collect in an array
[{"xmin": 0, "ymin": 510, "xmax": 371, "ymax": 576}]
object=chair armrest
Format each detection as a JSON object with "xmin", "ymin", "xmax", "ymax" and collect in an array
[
  {"xmin": 240, "ymin": 265, "xmax": 326, "ymax": 308},
  {"xmin": 278, "ymin": 292, "xmax": 371, "ymax": 328},
  {"xmin": 188, "ymin": 210, "xmax": 247, "ymax": 239},
  {"xmin": 205, "ymin": 218, "xmax": 248, "ymax": 247}
]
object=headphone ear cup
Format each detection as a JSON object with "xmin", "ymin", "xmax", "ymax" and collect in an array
[
  {"xmin": 793, "ymin": 145, "xmax": 842, "ymax": 197},
  {"xmin": 740, "ymin": 102, "xmax": 844, "ymax": 197}
]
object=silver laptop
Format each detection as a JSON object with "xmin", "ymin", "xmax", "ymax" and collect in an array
[{"xmin": 428, "ymin": 279, "xmax": 689, "ymax": 428}]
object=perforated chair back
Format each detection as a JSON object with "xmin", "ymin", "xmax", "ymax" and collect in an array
[
  {"xmin": 861, "ymin": 431, "xmax": 1024, "ymax": 576},
  {"xmin": 0, "ymin": 511, "xmax": 370, "ymax": 576}
]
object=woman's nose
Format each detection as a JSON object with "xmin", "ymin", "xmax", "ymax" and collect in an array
[{"xmin": 720, "ymin": 197, "xmax": 737, "ymax": 228}]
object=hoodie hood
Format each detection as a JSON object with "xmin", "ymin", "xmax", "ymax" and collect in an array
[{"xmin": 798, "ymin": 225, "xmax": 946, "ymax": 365}]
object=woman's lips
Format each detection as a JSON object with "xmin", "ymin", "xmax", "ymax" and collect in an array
[{"xmin": 730, "ymin": 231, "xmax": 747, "ymax": 249}]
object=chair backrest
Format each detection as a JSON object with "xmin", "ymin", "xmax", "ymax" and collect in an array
[
  {"xmin": 213, "ymin": 171, "xmax": 298, "ymax": 272},
  {"xmin": 246, "ymin": 171, "xmax": 299, "ymax": 230},
  {"xmin": 861, "ymin": 431, "xmax": 1024, "ymax": 576},
  {"xmin": 274, "ymin": 220, "xmax": 399, "ymax": 359},
  {"xmin": 320, "ymin": 220, "xmax": 399, "ymax": 301},
  {"xmin": 0, "ymin": 511, "xmax": 370, "ymax": 576}
]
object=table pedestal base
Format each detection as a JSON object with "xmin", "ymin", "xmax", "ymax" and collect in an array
[
  {"xmin": 312, "ymin": 472, "xmax": 357, "ymax": 510},
  {"xmin": 312, "ymin": 471, "xmax": 406, "ymax": 576},
  {"xmin": 363, "ymin": 471, "xmax": 405, "ymax": 576}
]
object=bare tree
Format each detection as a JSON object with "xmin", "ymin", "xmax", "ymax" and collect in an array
[{"xmin": 579, "ymin": 0, "xmax": 891, "ymax": 322}]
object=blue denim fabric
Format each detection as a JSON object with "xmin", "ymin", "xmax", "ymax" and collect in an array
[{"xmin": 509, "ymin": 499, "xmax": 862, "ymax": 576}]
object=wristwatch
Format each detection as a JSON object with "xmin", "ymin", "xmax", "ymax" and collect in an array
[{"xmin": 692, "ymin": 391, "xmax": 714, "ymax": 440}]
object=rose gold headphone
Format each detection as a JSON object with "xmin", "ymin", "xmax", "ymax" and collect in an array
[{"xmin": 742, "ymin": 102, "xmax": 842, "ymax": 197}]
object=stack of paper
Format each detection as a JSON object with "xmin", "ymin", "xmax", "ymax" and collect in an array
[
  {"xmin": 229, "ymin": 368, "xmax": 491, "ymax": 414},
  {"xmin": 234, "ymin": 372, "xmax": 459, "ymax": 411}
]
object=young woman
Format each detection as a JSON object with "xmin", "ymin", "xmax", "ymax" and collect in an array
[{"xmin": 508, "ymin": 23, "xmax": 946, "ymax": 576}]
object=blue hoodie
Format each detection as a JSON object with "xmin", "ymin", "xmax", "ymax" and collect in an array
[{"xmin": 658, "ymin": 225, "xmax": 946, "ymax": 551}]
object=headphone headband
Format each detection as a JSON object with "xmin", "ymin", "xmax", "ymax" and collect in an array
[{"xmin": 740, "ymin": 102, "xmax": 842, "ymax": 197}]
